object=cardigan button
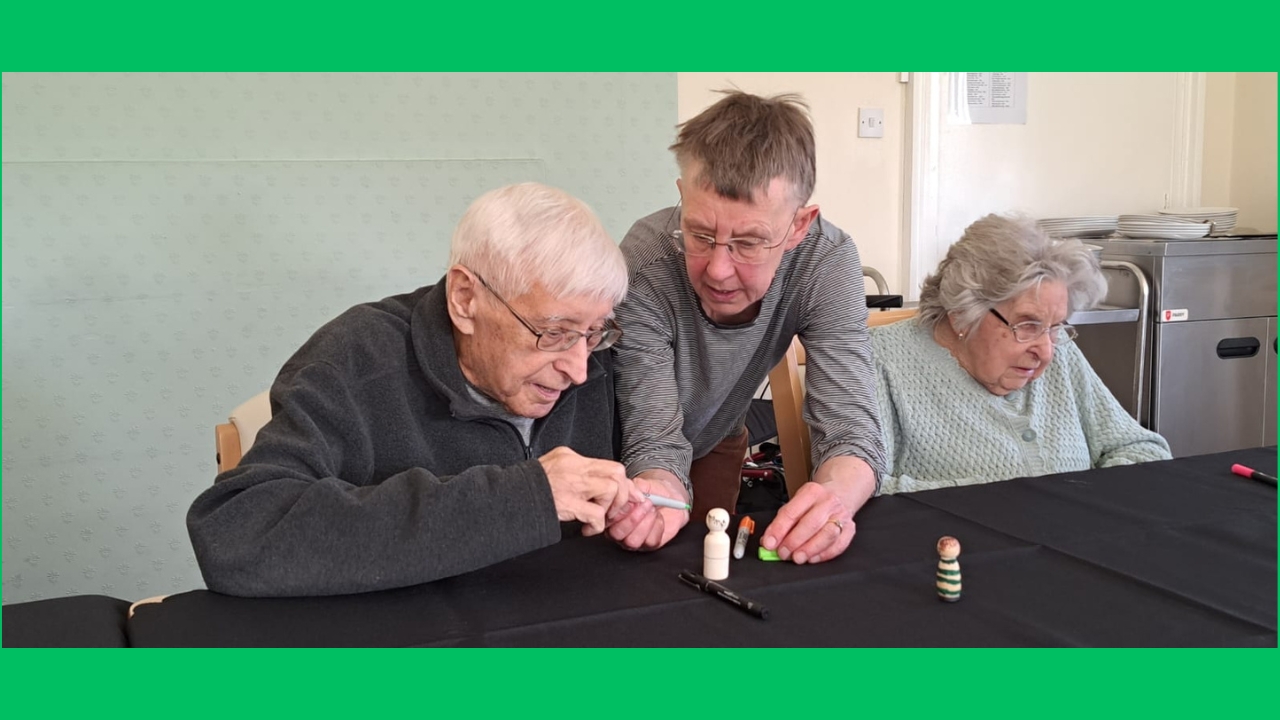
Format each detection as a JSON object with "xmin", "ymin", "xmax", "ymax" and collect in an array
[{"xmin": 1021, "ymin": 429, "xmax": 1037, "ymax": 442}]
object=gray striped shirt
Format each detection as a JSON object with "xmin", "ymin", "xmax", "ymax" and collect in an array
[{"xmin": 613, "ymin": 206, "xmax": 886, "ymax": 492}]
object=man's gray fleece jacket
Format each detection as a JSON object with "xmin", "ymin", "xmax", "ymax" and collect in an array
[{"xmin": 187, "ymin": 281, "xmax": 620, "ymax": 597}]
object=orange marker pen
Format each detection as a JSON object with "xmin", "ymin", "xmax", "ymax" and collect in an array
[{"xmin": 733, "ymin": 516, "xmax": 755, "ymax": 560}]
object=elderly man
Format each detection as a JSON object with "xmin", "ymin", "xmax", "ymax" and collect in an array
[
  {"xmin": 608, "ymin": 91, "xmax": 886, "ymax": 566},
  {"xmin": 188, "ymin": 183, "xmax": 641, "ymax": 597}
]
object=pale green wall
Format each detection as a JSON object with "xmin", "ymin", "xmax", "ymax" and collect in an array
[{"xmin": 1, "ymin": 72, "xmax": 677, "ymax": 603}]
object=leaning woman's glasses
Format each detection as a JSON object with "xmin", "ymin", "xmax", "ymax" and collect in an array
[
  {"xmin": 473, "ymin": 272, "xmax": 622, "ymax": 352},
  {"xmin": 989, "ymin": 308, "xmax": 1078, "ymax": 345}
]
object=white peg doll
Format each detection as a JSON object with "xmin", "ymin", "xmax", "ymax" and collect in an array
[
  {"xmin": 703, "ymin": 508, "xmax": 731, "ymax": 581},
  {"xmin": 936, "ymin": 536, "xmax": 961, "ymax": 602}
]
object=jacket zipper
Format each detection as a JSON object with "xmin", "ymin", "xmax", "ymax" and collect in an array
[
  {"xmin": 461, "ymin": 362, "xmax": 597, "ymax": 461},
  {"xmin": 491, "ymin": 419, "xmax": 534, "ymax": 460}
]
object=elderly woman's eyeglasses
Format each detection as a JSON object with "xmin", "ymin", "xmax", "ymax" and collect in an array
[
  {"xmin": 474, "ymin": 273, "xmax": 622, "ymax": 352},
  {"xmin": 666, "ymin": 203, "xmax": 792, "ymax": 265},
  {"xmin": 989, "ymin": 309, "xmax": 1077, "ymax": 345}
]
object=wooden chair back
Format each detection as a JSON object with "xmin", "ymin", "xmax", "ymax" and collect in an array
[
  {"xmin": 215, "ymin": 390, "xmax": 271, "ymax": 474},
  {"xmin": 767, "ymin": 308, "xmax": 918, "ymax": 498}
]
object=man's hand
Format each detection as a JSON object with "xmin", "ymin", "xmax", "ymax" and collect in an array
[
  {"xmin": 759, "ymin": 482, "xmax": 853, "ymax": 564},
  {"xmin": 761, "ymin": 455, "xmax": 875, "ymax": 564},
  {"xmin": 539, "ymin": 447, "xmax": 642, "ymax": 536},
  {"xmin": 606, "ymin": 470, "xmax": 690, "ymax": 551}
]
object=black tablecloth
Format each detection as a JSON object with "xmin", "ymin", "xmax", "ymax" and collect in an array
[
  {"xmin": 128, "ymin": 448, "xmax": 1277, "ymax": 647},
  {"xmin": 2, "ymin": 594, "xmax": 132, "ymax": 647}
]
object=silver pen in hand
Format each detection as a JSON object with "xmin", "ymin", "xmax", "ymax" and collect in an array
[{"xmin": 643, "ymin": 492, "xmax": 692, "ymax": 511}]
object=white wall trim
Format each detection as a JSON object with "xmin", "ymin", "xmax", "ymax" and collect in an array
[
  {"xmin": 1169, "ymin": 72, "xmax": 1206, "ymax": 209},
  {"xmin": 903, "ymin": 72, "xmax": 942, "ymax": 301}
]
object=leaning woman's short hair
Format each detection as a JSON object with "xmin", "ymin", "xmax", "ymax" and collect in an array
[
  {"xmin": 917, "ymin": 214, "xmax": 1106, "ymax": 335},
  {"xmin": 448, "ymin": 183, "xmax": 628, "ymax": 306}
]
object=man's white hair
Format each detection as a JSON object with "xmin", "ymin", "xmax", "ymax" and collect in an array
[{"xmin": 448, "ymin": 183, "xmax": 627, "ymax": 306}]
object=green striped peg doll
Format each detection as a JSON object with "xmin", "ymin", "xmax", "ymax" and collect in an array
[{"xmin": 936, "ymin": 536, "xmax": 961, "ymax": 602}]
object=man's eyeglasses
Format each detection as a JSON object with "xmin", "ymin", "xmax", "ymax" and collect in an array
[
  {"xmin": 989, "ymin": 308, "xmax": 1077, "ymax": 345},
  {"xmin": 474, "ymin": 272, "xmax": 622, "ymax": 353},
  {"xmin": 666, "ymin": 203, "xmax": 794, "ymax": 265}
]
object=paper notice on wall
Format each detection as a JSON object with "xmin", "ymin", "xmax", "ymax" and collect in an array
[{"xmin": 960, "ymin": 72, "xmax": 1027, "ymax": 124}]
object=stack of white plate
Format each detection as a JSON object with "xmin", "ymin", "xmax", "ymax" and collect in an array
[
  {"xmin": 1117, "ymin": 214, "xmax": 1210, "ymax": 240},
  {"xmin": 1158, "ymin": 207, "xmax": 1238, "ymax": 235},
  {"xmin": 1037, "ymin": 216, "xmax": 1119, "ymax": 238}
]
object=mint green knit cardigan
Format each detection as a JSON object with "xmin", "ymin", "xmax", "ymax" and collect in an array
[{"xmin": 871, "ymin": 319, "xmax": 1171, "ymax": 494}]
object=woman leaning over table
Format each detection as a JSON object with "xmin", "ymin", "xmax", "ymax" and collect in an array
[{"xmin": 872, "ymin": 214, "xmax": 1171, "ymax": 494}]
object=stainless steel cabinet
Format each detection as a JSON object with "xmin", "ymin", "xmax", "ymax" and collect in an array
[
  {"xmin": 1153, "ymin": 317, "xmax": 1270, "ymax": 456},
  {"xmin": 1077, "ymin": 235, "xmax": 1277, "ymax": 457}
]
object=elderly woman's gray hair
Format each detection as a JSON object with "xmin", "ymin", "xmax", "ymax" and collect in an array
[{"xmin": 917, "ymin": 214, "xmax": 1106, "ymax": 335}]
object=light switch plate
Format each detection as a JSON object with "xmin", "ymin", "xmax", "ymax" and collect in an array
[{"xmin": 859, "ymin": 107, "xmax": 885, "ymax": 138}]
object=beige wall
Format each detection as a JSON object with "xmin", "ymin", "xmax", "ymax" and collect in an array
[
  {"xmin": 675, "ymin": 73, "xmax": 1274, "ymax": 301},
  {"xmin": 1229, "ymin": 72, "xmax": 1278, "ymax": 233},
  {"xmin": 1202, "ymin": 73, "xmax": 1237, "ymax": 208},
  {"xmin": 1202, "ymin": 71, "xmax": 1277, "ymax": 233},
  {"xmin": 676, "ymin": 73, "xmax": 908, "ymax": 294},
  {"xmin": 935, "ymin": 73, "xmax": 1180, "ymax": 265}
]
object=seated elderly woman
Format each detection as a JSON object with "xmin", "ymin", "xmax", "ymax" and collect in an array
[{"xmin": 873, "ymin": 214, "xmax": 1170, "ymax": 494}]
